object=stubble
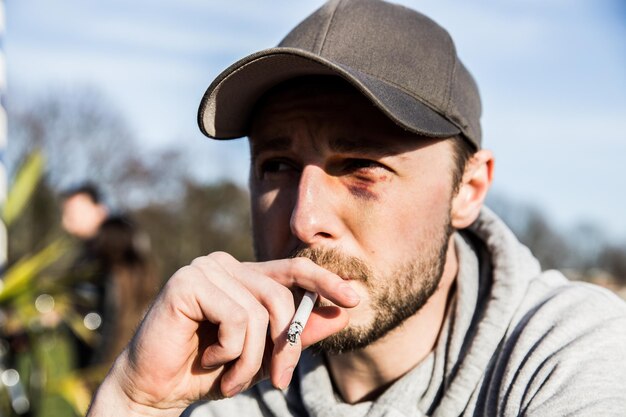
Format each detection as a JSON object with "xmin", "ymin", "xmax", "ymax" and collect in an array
[{"xmin": 290, "ymin": 220, "xmax": 452, "ymax": 355}]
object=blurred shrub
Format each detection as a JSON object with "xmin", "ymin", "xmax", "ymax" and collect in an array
[{"xmin": 0, "ymin": 152, "xmax": 92, "ymax": 416}]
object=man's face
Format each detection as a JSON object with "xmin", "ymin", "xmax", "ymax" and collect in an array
[{"xmin": 248, "ymin": 83, "xmax": 459, "ymax": 353}]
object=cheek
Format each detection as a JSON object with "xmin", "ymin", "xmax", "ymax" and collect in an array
[
  {"xmin": 251, "ymin": 190, "xmax": 279, "ymax": 233},
  {"xmin": 421, "ymin": 181, "xmax": 454, "ymax": 217},
  {"xmin": 367, "ymin": 179, "xmax": 452, "ymax": 254},
  {"xmin": 407, "ymin": 184, "xmax": 452, "ymax": 240},
  {"xmin": 250, "ymin": 188, "xmax": 294, "ymax": 259}
]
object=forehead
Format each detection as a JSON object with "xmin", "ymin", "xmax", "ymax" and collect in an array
[{"xmin": 249, "ymin": 78, "xmax": 430, "ymax": 153}]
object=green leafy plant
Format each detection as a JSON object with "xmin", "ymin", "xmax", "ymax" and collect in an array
[
  {"xmin": 0, "ymin": 151, "xmax": 93, "ymax": 416},
  {"xmin": 3, "ymin": 152, "xmax": 45, "ymax": 228}
]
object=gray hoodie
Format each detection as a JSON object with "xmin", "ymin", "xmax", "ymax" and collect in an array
[{"xmin": 186, "ymin": 208, "xmax": 626, "ymax": 416}]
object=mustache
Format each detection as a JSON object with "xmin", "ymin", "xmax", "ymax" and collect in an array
[{"xmin": 289, "ymin": 246, "xmax": 372, "ymax": 283}]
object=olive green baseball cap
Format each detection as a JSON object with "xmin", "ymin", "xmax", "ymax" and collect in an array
[{"xmin": 198, "ymin": 0, "xmax": 482, "ymax": 149}]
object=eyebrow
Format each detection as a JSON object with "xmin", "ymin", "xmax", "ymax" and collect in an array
[
  {"xmin": 328, "ymin": 136, "xmax": 402, "ymax": 157},
  {"xmin": 250, "ymin": 134, "xmax": 414, "ymax": 158},
  {"xmin": 328, "ymin": 137, "xmax": 383, "ymax": 153},
  {"xmin": 250, "ymin": 136, "xmax": 292, "ymax": 158}
]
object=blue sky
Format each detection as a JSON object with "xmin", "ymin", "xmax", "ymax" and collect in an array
[{"xmin": 5, "ymin": 0, "xmax": 626, "ymax": 239}]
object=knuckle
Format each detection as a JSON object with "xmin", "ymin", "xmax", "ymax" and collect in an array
[
  {"xmin": 221, "ymin": 341, "xmax": 244, "ymax": 359},
  {"xmin": 166, "ymin": 265, "xmax": 196, "ymax": 288},
  {"xmin": 190, "ymin": 256, "xmax": 209, "ymax": 266},
  {"xmin": 258, "ymin": 283, "xmax": 294, "ymax": 315},
  {"xmin": 273, "ymin": 286, "xmax": 295, "ymax": 311},
  {"xmin": 191, "ymin": 252, "xmax": 233, "ymax": 268},
  {"xmin": 263, "ymin": 287, "xmax": 295, "ymax": 340},
  {"xmin": 240, "ymin": 299, "xmax": 269, "ymax": 329},
  {"xmin": 229, "ymin": 305, "xmax": 250, "ymax": 327},
  {"xmin": 208, "ymin": 251, "xmax": 235, "ymax": 264},
  {"xmin": 172, "ymin": 264, "xmax": 194, "ymax": 278},
  {"xmin": 253, "ymin": 306, "xmax": 270, "ymax": 325},
  {"xmin": 289, "ymin": 257, "xmax": 311, "ymax": 275}
]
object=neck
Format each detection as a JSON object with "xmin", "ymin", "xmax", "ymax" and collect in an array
[{"xmin": 326, "ymin": 236, "xmax": 458, "ymax": 404}]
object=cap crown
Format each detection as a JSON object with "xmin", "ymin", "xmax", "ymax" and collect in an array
[{"xmin": 279, "ymin": 0, "xmax": 482, "ymax": 147}]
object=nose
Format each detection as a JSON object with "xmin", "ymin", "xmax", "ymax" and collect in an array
[{"xmin": 290, "ymin": 165, "xmax": 344, "ymax": 246}]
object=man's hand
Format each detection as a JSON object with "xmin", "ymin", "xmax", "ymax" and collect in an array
[{"xmin": 87, "ymin": 252, "xmax": 360, "ymax": 417}]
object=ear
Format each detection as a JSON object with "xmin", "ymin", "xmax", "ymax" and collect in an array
[{"xmin": 451, "ymin": 149, "xmax": 494, "ymax": 229}]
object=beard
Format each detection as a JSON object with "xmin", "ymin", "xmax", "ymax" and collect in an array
[{"xmin": 290, "ymin": 219, "xmax": 453, "ymax": 355}]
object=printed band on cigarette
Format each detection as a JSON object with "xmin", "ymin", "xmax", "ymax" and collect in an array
[{"xmin": 287, "ymin": 291, "xmax": 318, "ymax": 345}]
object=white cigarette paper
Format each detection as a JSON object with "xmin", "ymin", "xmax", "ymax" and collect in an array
[{"xmin": 287, "ymin": 291, "xmax": 318, "ymax": 345}]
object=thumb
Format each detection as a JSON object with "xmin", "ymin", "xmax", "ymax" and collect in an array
[{"xmin": 300, "ymin": 306, "xmax": 349, "ymax": 348}]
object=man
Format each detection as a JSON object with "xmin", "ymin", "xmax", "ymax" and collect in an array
[{"xmin": 88, "ymin": 0, "xmax": 626, "ymax": 416}]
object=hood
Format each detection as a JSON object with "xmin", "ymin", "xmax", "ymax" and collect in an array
[{"xmin": 252, "ymin": 207, "xmax": 544, "ymax": 417}]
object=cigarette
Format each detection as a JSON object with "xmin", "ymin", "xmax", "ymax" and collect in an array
[{"xmin": 287, "ymin": 291, "xmax": 318, "ymax": 345}]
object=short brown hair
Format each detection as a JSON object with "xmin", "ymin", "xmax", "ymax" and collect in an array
[{"xmin": 450, "ymin": 136, "xmax": 476, "ymax": 194}]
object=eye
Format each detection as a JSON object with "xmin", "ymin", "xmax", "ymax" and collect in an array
[
  {"xmin": 344, "ymin": 159, "xmax": 385, "ymax": 172},
  {"xmin": 257, "ymin": 158, "xmax": 298, "ymax": 179}
]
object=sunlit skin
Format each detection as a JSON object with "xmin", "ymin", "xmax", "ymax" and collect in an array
[
  {"xmin": 85, "ymin": 83, "xmax": 493, "ymax": 417},
  {"xmin": 250, "ymin": 94, "xmax": 453, "ymax": 327},
  {"xmin": 248, "ymin": 84, "xmax": 494, "ymax": 402}
]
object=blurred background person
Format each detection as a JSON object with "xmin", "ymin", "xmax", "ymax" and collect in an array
[
  {"xmin": 89, "ymin": 216, "xmax": 159, "ymax": 367},
  {"xmin": 59, "ymin": 183, "xmax": 159, "ymax": 373},
  {"xmin": 59, "ymin": 183, "xmax": 110, "ymax": 369},
  {"xmin": 61, "ymin": 184, "xmax": 108, "ymax": 241}
]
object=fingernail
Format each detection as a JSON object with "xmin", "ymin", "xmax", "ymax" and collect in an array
[
  {"xmin": 339, "ymin": 283, "xmax": 359, "ymax": 302},
  {"xmin": 225, "ymin": 383, "xmax": 244, "ymax": 397},
  {"xmin": 279, "ymin": 367, "xmax": 294, "ymax": 389}
]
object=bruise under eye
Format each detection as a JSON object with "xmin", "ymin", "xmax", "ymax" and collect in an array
[
  {"xmin": 347, "ymin": 183, "xmax": 379, "ymax": 201},
  {"xmin": 343, "ymin": 161, "xmax": 393, "ymax": 201}
]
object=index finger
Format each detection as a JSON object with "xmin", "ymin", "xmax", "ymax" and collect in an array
[{"xmin": 244, "ymin": 258, "xmax": 360, "ymax": 308}]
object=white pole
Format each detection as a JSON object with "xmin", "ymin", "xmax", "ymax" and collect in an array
[{"xmin": 0, "ymin": 0, "xmax": 6, "ymax": 271}]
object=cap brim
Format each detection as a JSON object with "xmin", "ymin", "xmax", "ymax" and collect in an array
[{"xmin": 198, "ymin": 47, "xmax": 461, "ymax": 140}]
